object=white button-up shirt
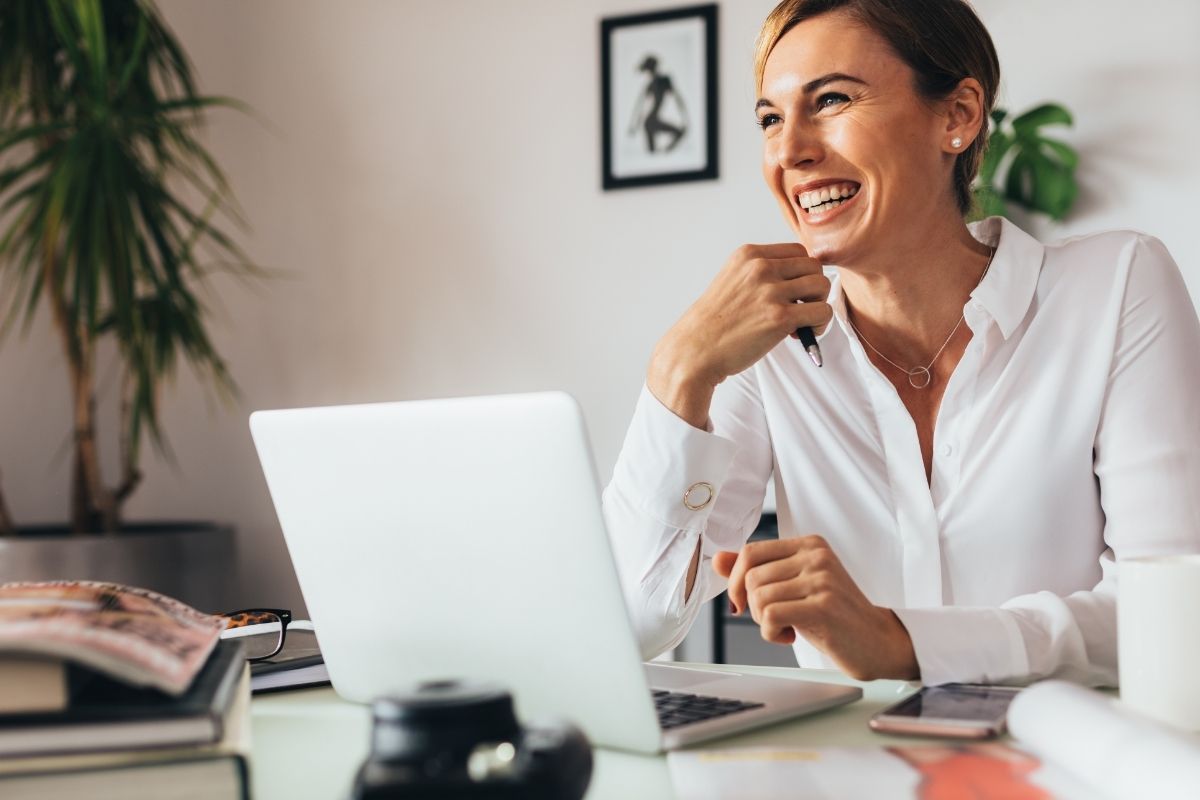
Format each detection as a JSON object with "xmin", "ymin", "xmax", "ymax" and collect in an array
[{"xmin": 603, "ymin": 217, "xmax": 1200, "ymax": 686}]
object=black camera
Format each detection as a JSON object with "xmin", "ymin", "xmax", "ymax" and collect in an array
[{"xmin": 350, "ymin": 680, "xmax": 593, "ymax": 799}]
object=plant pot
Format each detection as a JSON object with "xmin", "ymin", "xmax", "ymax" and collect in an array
[{"xmin": 0, "ymin": 522, "xmax": 237, "ymax": 613}]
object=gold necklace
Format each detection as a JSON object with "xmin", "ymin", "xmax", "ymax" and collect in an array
[{"xmin": 848, "ymin": 247, "xmax": 995, "ymax": 390}]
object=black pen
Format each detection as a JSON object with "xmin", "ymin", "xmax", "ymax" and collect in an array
[{"xmin": 796, "ymin": 326, "xmax": 823, "ymax": 367}]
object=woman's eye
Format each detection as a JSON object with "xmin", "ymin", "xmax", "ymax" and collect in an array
[
  {"xmin": 816, "ymin": 92, "xmax": 850, "ymax": 111},
  {"xmin": 756, "ymin": 113, "xmax": 782, "ymax": 130}
]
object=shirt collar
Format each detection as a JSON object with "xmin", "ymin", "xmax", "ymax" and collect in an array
[
  {"xmin": 820, "ymin": 216, "xmax": 1044, "ymax": 343},
  {"xmin": 819, "ymin": 268, "xmax": 848, "ymax": 343},
  {"xmin": 967, "ymin": 216, "xmax": 1045, "ymax": 340}
]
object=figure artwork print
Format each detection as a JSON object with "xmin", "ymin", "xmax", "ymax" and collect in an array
[
  {"xmin": 601, "ymin": 5, "xmax": 718, "ymax": 189},
  {"xmin": 630, "ymin": 54, "xmax": 689, "ymax": 154}
]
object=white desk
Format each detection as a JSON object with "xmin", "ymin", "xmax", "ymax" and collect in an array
[{"xmin": 250, "ymin": 664, "xmax": 947, "ymax": 799}]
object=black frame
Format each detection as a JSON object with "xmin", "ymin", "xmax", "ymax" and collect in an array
[{"xmin": 600, "ymin": 4, "xmax": 719, "ymax": 190}]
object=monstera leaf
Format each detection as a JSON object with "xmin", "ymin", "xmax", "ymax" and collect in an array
[{"xmin": 971, "ymin": 104, "xmax": 1078, "ymax": 222}]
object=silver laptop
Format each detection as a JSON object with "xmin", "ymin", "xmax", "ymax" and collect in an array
[{"xmin": 249, "ymin": 392, "xmax": 860, "ymax": 753}]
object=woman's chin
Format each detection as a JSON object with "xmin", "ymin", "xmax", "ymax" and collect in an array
[{"xmin": 794, "ymin": 235, "xmax": 844, "ymax": 266}]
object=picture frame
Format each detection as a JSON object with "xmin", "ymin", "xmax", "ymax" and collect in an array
[{"xmin": 600, "ymin": 4, "xmax": 718, "ymax": 190}]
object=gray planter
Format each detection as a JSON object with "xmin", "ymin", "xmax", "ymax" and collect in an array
[{"xmin": 0, "ymin": 522, "xmax": 237, "ymax": 613}]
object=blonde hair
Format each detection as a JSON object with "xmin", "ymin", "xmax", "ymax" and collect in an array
[{"xmin": 754, "ymin": 0, "xmax": 1000, "ymax": 215}]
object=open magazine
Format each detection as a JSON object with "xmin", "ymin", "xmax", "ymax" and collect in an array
[{"xmin": 0, "ymin": 581, "xmax": 226, "ymax": 696}]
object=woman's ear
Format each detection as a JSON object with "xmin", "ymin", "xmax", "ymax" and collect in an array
[{"xmin": 942, "ymin": 77, "xmax": 986, "ymax": 152}]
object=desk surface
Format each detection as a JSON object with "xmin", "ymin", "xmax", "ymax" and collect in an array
[{"xmin": 251, "ymin": 663, "xmax": 952, "ymax": 799}]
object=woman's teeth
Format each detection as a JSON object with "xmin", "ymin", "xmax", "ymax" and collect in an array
[{"xmin": 798, "ymin": 183, "xmax": 859, "ymax": 214}]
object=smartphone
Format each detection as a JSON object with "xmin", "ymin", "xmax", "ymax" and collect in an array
[{"xmin": 868, "ymin": 683, "xmax": 1022, "ymax": 739}]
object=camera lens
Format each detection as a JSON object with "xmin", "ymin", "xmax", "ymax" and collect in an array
[{"xmin": 369, "ymin": 680, "xmax": 521, "ymax": 768}]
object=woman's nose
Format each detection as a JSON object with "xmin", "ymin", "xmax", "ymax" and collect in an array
[{"xmin": 772, "ymin": 118, "xmax": 823, "ymax": 170}]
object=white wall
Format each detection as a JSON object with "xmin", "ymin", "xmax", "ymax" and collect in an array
[{"xmin": 0, "ymin": 1, "xmax": 1195, "ymax": 615}]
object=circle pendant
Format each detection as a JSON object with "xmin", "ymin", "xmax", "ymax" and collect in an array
[{"xmin": 907, "ymin": 367, "xmax": 932, "ymax": 389}]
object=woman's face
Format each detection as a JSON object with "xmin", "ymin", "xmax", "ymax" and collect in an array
[{"xmin": 758, "ymin": 12, "xmax": 958, "ymax": 266}]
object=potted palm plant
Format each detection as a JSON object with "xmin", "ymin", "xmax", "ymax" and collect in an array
[{"xmin": 0, "ymin": 0, "xmax": 255, "ymax": 609}]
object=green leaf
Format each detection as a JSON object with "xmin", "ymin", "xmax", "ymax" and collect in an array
[
  {"xmin": 76, "ymin": 0, "xmax": 109, "ymax": 93},
  {"xmin": 113, "ymin": 13, "xmax": 149, "ymax": 100},
  {"xmin": 1011, "ymin": 103, "xmax": 1073, "ymax": 135},
  {"xmin": 1026, "ymin": 149, "xmax": 1076, "ymax": 220},
  {"xmin": 1039, "ymin": 138, "xmax": 1079, "ymax": 171},
  {"xmin": 1003, "ymin": 151, "xmax": 1034, "ymax": 208}
]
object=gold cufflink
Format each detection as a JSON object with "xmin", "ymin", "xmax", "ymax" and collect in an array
[{"xmin": 683, "ymin": 482, "xmax": 715, "ymax": 511}]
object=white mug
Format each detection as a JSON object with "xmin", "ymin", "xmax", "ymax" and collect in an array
[{"xmin": 1118, "ymin": 555, "xmax": 1200, "ymax": 731}]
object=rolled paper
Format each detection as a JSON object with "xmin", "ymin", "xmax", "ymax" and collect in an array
[{"xmin": 1008, "ymin": 680, "xmax": 1200, "ymax": 800}]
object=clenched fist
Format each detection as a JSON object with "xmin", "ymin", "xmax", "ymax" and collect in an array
[{"xmin": 714, "ymin": 536, "xmax": 919, "ymax": 682}]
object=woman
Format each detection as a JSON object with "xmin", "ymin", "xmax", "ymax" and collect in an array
[{"xmin": 603, "ymin": 0, "xmax": 1200, "ymax": 686}]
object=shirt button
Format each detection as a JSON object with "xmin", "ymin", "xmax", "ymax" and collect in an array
[
  {"xmin": 683, "ymin": 482, "xmax": 715, "ymax": 510},
  {"xmin": 940, "ymin": 443, "xmax": 954, "ymax": 457}
]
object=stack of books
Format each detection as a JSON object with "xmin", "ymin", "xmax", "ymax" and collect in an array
[{"xmin": 0, "ymin": 581, "xmax": 251, "ymax": 799}]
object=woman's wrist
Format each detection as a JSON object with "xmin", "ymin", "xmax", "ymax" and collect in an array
[
  {"xmin": 647, "ymin": 338, "xmax": 719, "ymax": 430},
  {"xmin": 880, "ymin": 608, "xmax": 921, "ymax": 681}
]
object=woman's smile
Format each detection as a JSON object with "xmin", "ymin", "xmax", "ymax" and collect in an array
[{"xmin": 793, "ymin": 180, "xmax": 862, "ymax": 224}]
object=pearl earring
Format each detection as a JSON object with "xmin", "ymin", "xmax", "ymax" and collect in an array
[{"xmin": 951, "ymin": 137, "xmax": 963, "ymax": 149}]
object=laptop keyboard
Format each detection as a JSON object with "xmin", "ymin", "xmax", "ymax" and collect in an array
[{"xmin": 652, "ymin": 689, "xmax": 765, "ymax": 729}]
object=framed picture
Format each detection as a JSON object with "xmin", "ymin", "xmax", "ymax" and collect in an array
[{"xmin": 600, "ymin": 4, "xmax": 718, "ymax": 190}]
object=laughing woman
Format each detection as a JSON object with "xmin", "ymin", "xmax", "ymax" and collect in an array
[{"xmin": 603, "ymin": 0, "xmax": 1200, "ymax": 686}]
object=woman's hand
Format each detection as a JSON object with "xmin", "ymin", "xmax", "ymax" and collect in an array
[
  {"xmin": 648, "ymin": 243, "xmax": 831, "ymax": 429},
  {"xmin": 712, "ymin": 536, "xmax": 920, "ymax": 681}
]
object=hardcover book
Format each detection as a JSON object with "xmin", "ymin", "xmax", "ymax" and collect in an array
[
  {"xmin": 0, "ymin": 639, "xmax": 245, "ymax": 758},
  {"xmin": 0, "ymin": 665, "xmax": 252, "ymax": 800}
]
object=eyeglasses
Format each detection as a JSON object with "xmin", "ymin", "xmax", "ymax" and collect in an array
[{"xmin": 219, "ymin": 608, "xmax": 313, "ymax": 661}]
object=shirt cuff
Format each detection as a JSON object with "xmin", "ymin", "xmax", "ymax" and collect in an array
[
  {"xmin": 610, "ymin": 384, "xmax": 739, "ymax": 531},
  {"xmin": 893, "ymin": 605, "xmax": 1030, "ymax": 686}
]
